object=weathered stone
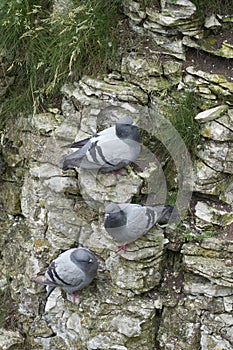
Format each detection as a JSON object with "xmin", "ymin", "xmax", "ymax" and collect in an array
[
  {"xmin": 182, "ymin": 238, "xmax": 233, "ymax": 258},
  {"xmin": 183, "ymin": 34, "xmax": 233, "ymax": 58},
  {"xmin": 29, "ymin": 163, "xmax": 63, "ymax": 179},
  {"xmin": 42, "ymin": 286, "xmax": 156, "ymax": 350},
  {"xmin": 184, "ymin": 273, "xmax": 233, "ymax": 297},
  {"xmin": 195, "ymin": 105, "xmax": 228, "ymax": 122},
  {"xmin": 195, "ymin": 201, "xmax": 233, "ymax": 226},
  {"xmin": 149, "ymin": 35, "xmax": 185, "ymax": 60},
  {"xmin": 53, "ymin": 0, "xmax": 73, "ymax": 15},
  {"xmin": 162, "ymin": 60, "xmax": 183, "ymax": 84},
  {"xmin": 121, "ymin": 54, "xmax": 174, "ymax": 92},
  {"xmin": 146, "ymin": 0, "xmax": 196, "ymax": 27},
  {"xmin": 199, "ymin": 141, "xmax": 233, "ymax": 174},
  {"xmin": 160, "ymin": 0, "xmax": 196, "ymax": 19},
  {"xmin": 180, "ymin": 21, "xmax": 202, "ymax": 36},
  {"xmin": 220, "ymin": 81, "xmax": 233, "ymax": 93},
  {"xmin": 200, "ymin": 312, "xmax": 233, "ymax": 350},
  {"xmin": 121, "ymin": 54, "xmax": 176, "ymax": 90},
  {"xmin": 193, "ymin": 160, "xmax": 231, "ymax": 199},
  {"xmin": 220, "ymin": 179, "xmax": 233, "ymax": 204},
  {"xmin": 209, "ymin": 84, "xmax": 233, "ymax": 102},
  {"xmin": 200, "ymin": 120, "xmax": 233, "ymax": 141},
  {"xmin": 79, "ymin": 76, "xmax": 148, "ymax": 105},
  {"xmin": 143, "ymin": 19, "xmax": 178, "ymax": 35},
  {"xmin": 78, "ymin": 168, "xmax": 142, "ymax": 211},
  {"xmin": 30, "ymin": 113, "xmax": 64, "ymax": 134},
  {"xmin": 123, "ymin": 0, "xmax": 146, "ymax": 24},
  {"xmin": 218, "ymin": 41, "xmax": 233, "ymax": 59},
  {"xmin": 183, "ymin": 242, "xmax": 233, "ymax": 287},
  {"xmin": 0, "ymin": 181, "xmax": 21, "ymax": 214},
  {"xmin": 105, "ymin": 228, "xmax": 166, "ymax": 293},
  {"xmin": 204, "ymin": 14, "xmax": 221, "ymax": 29},
  {"xmin": 187, "ymin": 67, "xmax": 228, "ymax": 84},
  {"xmin": 0, "ymin": 329, "xmax": 23, "ymax": 350},
  {"xmin": 54, "ymin": 112, "xmax": 80, "ymax": 142},
  {"xmin": 157, "ymin": 303, "xmax": 200, "ymax": 350}
]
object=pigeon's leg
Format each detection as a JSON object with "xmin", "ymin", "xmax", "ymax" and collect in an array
[
  {"xmin": 116, "ymin": 242, "xmax": 128, "ymax": 253},
  {"xmin": 69, "ymin": 293, "xmax": 80, "ymax": 303},
  {"xmin": 111, "ymin": 170, "xmax": 124, "ymax": 179}
]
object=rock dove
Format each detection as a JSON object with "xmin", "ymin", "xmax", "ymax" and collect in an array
[
  {"xmin": 104, "ymin": 203, "xmax": 177, "ymax": 251},
  {"xmin": 62, "ymin": 116, "xmax": 141, "ymax": 173},
  {"xmin": 31, "ymin": 247, "xmax": 98, "ymax": 302}
]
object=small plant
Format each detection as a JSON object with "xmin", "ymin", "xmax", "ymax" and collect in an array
[
  {"xmin": 183, "ymin": 226, "xmax": 220, "ymax": 242},
  {"xmin": 167, "ymin": 91, "xmax": 202, "ymax": 160}
]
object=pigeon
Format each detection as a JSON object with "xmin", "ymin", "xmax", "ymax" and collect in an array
[
  {"xmin": 62, "ymin": 116, "xmax": 141, "ymax": 173},
  {"xmin": 31, "ymin": 247, "xmax": 98, "ymax": 302},
  {"xmin": 104, "ymin": 203, "xmax": 177, "ymax": 251}
]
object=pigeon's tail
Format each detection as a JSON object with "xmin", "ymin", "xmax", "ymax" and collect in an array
[
  {"xmin": 62, "ymin": 157, "xmax": 72, "ymax": 171},
  {"xmin": 157, "ymin": 205, "xmax": 179, "ymax": 225},
  {"xmin": 46, "ymin": 285, "xmax": 56, "ymax": 298},
  {"xmin": 62, "ymin": 154, "xmax": 80, "ymax": 171}
]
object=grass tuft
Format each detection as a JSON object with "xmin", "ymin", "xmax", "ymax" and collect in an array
[
  {"xmin": 0, "ymin": 0, "xmax": 123, "ymax": 126},
  {"xmin": 191, "ymin": 0, "xmax": 233, "ymax": 16},
  {"xmin": 167, "ymin": 91, "xmax": 202, "ymax": 160}
]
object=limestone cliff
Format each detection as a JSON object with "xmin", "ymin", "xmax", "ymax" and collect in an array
[{"xmin": 0, "ymin": 1, "xmax": 232, "ymax": 349}]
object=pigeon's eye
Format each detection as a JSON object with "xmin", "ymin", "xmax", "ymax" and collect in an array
[{"xmin": 88, "ymin": 259, "xmax": 93, "ymax": 263}]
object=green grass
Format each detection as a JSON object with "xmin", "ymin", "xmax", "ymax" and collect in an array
[
  {"xmin": 0, "ymin": 0, "xmax": 123, "ymax": 127},
  {"xmin": 184, "ymin": 228, "xmax": 219, "ymax": 242},
  {"xmin": 191, "ymin": 0, "xmax": 233, "ymax": 16},
  {"xmin": 167, "ymin": 91, "xmax": 202, "ymax": 160}
]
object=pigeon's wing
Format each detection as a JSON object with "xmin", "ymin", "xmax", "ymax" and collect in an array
[
  {"xmin": 90, "ymin": 134, "xmax": 140, "ymax": 171},
  {"xmin": 125, "ymin": 204, "xmax": 158, "ymax": 237},
  {"xmin": 62, "ymin": 123, "xmax": 140, "ymax": 171},
  {"xmin": 62, "ymin": 139, "xmax": 94, "ymax": 170},
  {"xmin": 62, "ymin": 136, "xmax": 92, "ymax": 149},
  {"xmin": 65, "ymin": 136, "xmax": 93, "ymax": 148},
  {"xmin": 46, "ymin": 285, "xmax": 56, "ymax": 298},
  {"xmin": 31, "ymin": 274, "xmax": 57, "ymax": 298},
  {"xmin": 31, "ymin": 274, "xmax": 57, "ymax": 287},
  {"xmin": 45, "ymin": 259, "xmax": 85, "ymax": 289},
  {"xmin": 62, "ymin": 127, "xmax": 116, "ymax": 170},
  {"xmin": 157, "ymin": 205, "xmax": 178, "ymax": 224}
]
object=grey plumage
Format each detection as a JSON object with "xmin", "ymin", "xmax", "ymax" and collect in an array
[
  {"xmin": 104, "ymin": 203, "xmax": 177, "ymax": 247},
  {"xmin": 62, "ymin": 116, "xmax": 141, "ymax": 172},
  {"xmin": 31, "ymin": 247, "xmax": 98, "ymax": 298}
]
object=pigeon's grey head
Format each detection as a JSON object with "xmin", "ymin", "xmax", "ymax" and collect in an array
[
  {"xmin": 70, "ymin": 248, "xmax": 98, "ymax": 278},
  {"xmin": 116, "ymin": 116, "xmax": 140, "ymax": 142},
  {"xmin": 104, "ymin": 203, "xmax": 127, "ymax": 228}
]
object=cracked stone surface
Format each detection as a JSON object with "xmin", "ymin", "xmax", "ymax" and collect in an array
[{"xmin": 1, "ymin": 1, "xmax": 233, "ymax": 349}]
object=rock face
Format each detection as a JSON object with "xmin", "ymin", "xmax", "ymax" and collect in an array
[{"xmin": 0, "ymin": 0, "xmax": 233, "ymax": 349}]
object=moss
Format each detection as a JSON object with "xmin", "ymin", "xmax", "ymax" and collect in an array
[
  {"xmin": 0, "ymin": 279, "xmax": 20, "ymax": 331},
  {"xmin": 184, "ymin": 229, "xmax": 220, "ymax": 243}
]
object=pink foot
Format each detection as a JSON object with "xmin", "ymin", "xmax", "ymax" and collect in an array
[
  {"xmin": 116, "ymin": 243, "xmax": 127, "ymax": 253},
  {"xmin": 69, "ymin": 293, "xmax": 80, "ymax": 303},
  {"xmin": 111, "ymin": 170, "xmax": 125, "ymax": 179}
]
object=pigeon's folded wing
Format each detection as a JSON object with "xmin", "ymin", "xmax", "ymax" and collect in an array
[{"xmin": 46, "ymin": 261, "xmax": 85, "ymax": 288}]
